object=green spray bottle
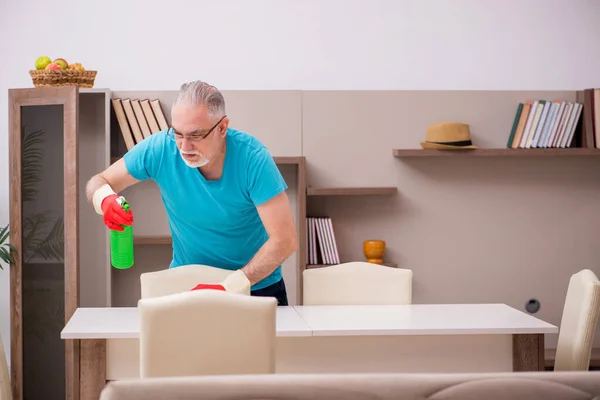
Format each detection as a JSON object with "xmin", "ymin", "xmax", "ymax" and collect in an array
[{"xmin": 110, "ymin": 197, "xmax": 134, "ymax": 269}]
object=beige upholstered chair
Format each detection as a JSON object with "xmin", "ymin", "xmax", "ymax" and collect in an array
[
  {"xmin": 302, "ymin": 262, "xmax": 413, "ymax": 305},
  {"xmin": 138, "ymin": 289, "xmax": 277, "ymax": 378},
  {"xmin": 140, "ymin": 264, "xmax": 248, "ymax": 299},
  {"xmin": 0, "ymin": 335, "xmax": 11, "ymax": 400},
  {"xmin": 553, "ymin": 268, "xmax": 600, "ymax": 371}
]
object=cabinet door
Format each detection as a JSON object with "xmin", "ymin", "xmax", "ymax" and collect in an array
[{"xmin": 8, "ymin": 87, "xmax": 79, "ymax": 400}]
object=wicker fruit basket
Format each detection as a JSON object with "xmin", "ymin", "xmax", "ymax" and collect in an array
[{"xmin": 29, "ymin": 69, "xmax": 97, "ymax": 88}]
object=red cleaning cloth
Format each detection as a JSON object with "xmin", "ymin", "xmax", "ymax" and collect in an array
[{"xmin": 190, "ymin": 283, "xmax": 226, "ymax": 291}]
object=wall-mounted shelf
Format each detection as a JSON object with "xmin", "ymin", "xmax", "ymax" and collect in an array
[
  {"xmin": 307, "ymin": 262, "xmax": 398, "ymax": 268},
  {"xmin": 274, "ymin": 156, "xmax": 305, "ymax": 164},
  {"xmin": 392, "ymin": 148, "xmax": 600, "ymax": 157},
  {"xmin": 307, "ymin": 186, "xmax": 397, "ymax": 196},
  {"xmin": 133, "ymin": 235, "xmax": 172, "ymax": 245}
]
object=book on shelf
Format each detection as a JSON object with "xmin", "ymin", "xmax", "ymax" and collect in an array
[
  {"xmin": 112, "ymin": 98, "xmax": 169, "ymax": 150},
  {"xmin": 306, "ymin": 216, "xmax": 340, "ymax": 266},
  {"xmin": 506, "ymin": 89, "xmax": 600, "ymax": 149},
  {"xmin": 506, "ymin": 88, "xmax": 600, "ymax": 149}
]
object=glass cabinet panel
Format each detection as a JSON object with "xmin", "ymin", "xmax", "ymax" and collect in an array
[{"xmin": 20, "ymin": 104, "xmax": 66, "ymax": 400}]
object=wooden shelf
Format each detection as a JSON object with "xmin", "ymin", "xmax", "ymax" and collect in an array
[
  {"xmin": 307, "ymin": 186, "xmax": 397, "ymax": 196},
  {"xmin": 134, "ymin": 235, "xmax": 172, "ymax": 245},
  {"xmin": 307, "ymin": 262, "xmax": 398, "ymax": 268},
  {"xmin": 393, "ymin": 148, "xmax": 600, "ymax": 157},
  {"xmin": 273, "ymin": 156, "xmax": 305, "ymax": 165}
]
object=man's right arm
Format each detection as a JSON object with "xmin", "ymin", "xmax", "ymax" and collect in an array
[
  {"xmin": 89, "ymin": 131, "xmax": 162, "ymax": 225},
  {"xmin": 85, "ymin": 158, "xmax": 140, "ymax": 214}
]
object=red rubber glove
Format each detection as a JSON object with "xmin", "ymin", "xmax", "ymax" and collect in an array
[
  {"xmin": 190, "ymin": 283, "xmax": 226, "ymax": 291},
  {"xmin": 101, "ymin": 194, "xmax": 134, "ymax": 231}
]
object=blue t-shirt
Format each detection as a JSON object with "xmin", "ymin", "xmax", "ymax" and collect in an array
[{"xmin": 123, "ymin": 127, "xmax": 288, "ymax": 290}]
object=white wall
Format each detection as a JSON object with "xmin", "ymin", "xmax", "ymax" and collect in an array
[{"xmin": 1, "ymin": 0, "xmax": 600, "ymax": 365}]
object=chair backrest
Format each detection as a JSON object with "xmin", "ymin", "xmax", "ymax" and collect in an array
[
  {"xmin": 554, "ymin": 268, "xmax": 600, "ymax": 371},
  {"xmin": 140, "ymin": 264, "xmax": 245, "ymax": 299},
  {"xmin": 138, "ymin": 289, "xmax": 277, "ymax": 378},
  {"xmin": 302, "ymin": 262, "xmax": 412, "ymax": 305}
]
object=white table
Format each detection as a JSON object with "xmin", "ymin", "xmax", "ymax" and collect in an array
[
  {"xmin": 293, "ymin": 303, "xmax": 556, "ymax": 336},
  {"xmin": 62, "ymin": 303, "xmax": 557, "ymax": 400},
  {"xmin": 61, "ymin": 305, "xmax": 312, "ymax": 339}
]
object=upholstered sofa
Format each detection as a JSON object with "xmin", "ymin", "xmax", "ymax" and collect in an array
[{"xmin": 99, "ymin": 371, "xmax": 600, "ymax": 400}]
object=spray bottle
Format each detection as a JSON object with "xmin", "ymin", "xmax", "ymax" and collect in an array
[{"xmin": 110, "ymin": 197, "xmax": 134, "ymax": 269}]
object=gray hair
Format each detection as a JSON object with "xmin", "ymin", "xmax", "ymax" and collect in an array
[{"xmin": 172, "ymin": 80, "xmax": 226, "ymax": 117}]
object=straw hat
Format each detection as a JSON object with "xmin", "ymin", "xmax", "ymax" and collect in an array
[{"xmin": 420, "ymin": 122, "xmax": 477, "ymax": 150}]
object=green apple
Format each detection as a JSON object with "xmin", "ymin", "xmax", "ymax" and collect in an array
[{"xmin": 35, "ymin": 56, "xmax": 52, "ymax": 70}]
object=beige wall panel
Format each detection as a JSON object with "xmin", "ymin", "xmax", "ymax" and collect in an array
[
  {"xmin": 78, "ymin": 91, "xmax": 110, "ymax": 307},
  {"xmin": 303, "ymin": 90, "xmax": 600, "ymax": 349},
  {"xmin": 221, "ymin": 90, "xmax": 302, "ymax": 157},
  {"xmin": 111, "ymin": 90, "xmax": 302, "ymax": 157},
  {"xmin": 302, "ymin": 90, "xmax": 579, "ymax": 186},
  {"xmin": 121, "ymin": 180, "xmax": 170, "ymax": 237}
]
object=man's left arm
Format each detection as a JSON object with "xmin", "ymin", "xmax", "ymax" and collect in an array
[
  {"xmin": 239, "ymin": 190, "xmax": 298, "ymax": 285},
  {"xmin": 215, "ymin": 146, "xmax": 297, "ymax": 294},
  {"xmin": 197, "ymin": 191, "xmax": 297, "ymax": 294}
]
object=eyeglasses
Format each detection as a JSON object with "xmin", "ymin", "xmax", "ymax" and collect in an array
[{"xmin": 166, "ymin": 115, "xmax": 227, "ymax": 142}]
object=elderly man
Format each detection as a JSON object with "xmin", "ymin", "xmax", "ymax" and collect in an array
[{"xmin": 85, "ymin": 80, "xmax": 297, "ymax": 305}]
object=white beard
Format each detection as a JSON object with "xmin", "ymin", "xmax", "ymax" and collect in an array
[{"xmin": 179, "ymin": 150, "xmax": 210, "ymax": 168}]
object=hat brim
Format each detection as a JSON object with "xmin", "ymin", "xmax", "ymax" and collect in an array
[{"xmin": 420, "ymin": 142, "xmax": 478, "ymax": 150}]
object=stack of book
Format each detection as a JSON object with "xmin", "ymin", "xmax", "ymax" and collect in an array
[
  {"xmin": 506, "ymin": 99, "xmax": 582, "ymax": 148},
  {"xmin": 306, "ymin": 216, "xmax": 340, "ymax": 266},
  {"xmin": 112, "ymin": 98, "xmax": 169, "ymax": 150},
  {"xmin": 506, "ymin": 88, "xmax": 600, "ymax": 149}
]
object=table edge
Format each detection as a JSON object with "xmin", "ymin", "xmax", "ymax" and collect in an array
[{"xmin": 60, "ymin": 304, "xmax": 559, "ymax": 340}]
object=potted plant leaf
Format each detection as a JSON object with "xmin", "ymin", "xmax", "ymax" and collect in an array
[
  {"xmin": 0, "ymin": 224, "xmax": 15, "ymax": 399},
  {"xmin": 0, "ymin": 224, "xmax": 16, "ymax": 268}
]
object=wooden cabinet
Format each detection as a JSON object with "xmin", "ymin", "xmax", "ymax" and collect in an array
[{"xmin": 8, "ymin": 87, "xmax": 110, "ymax": 400}]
